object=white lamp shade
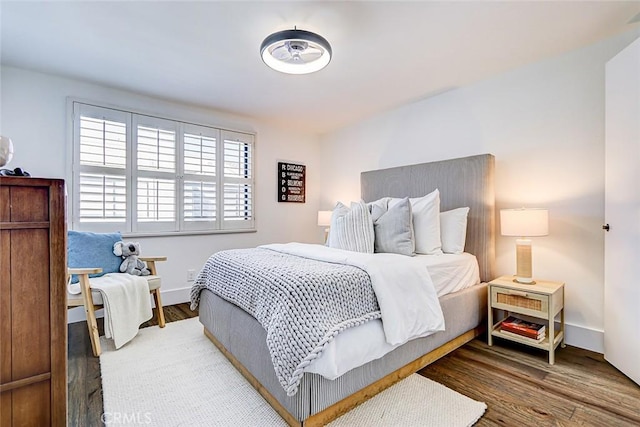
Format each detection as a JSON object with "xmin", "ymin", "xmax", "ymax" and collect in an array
[
  {"xmin": 500, "ymin": 208, "xmax": 549, "ymax": 237},
  {"xmin": 317, "ymin": 210, "xmax": 332, "ymax": 227}
]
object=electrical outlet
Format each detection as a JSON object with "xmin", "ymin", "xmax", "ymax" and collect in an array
[{"xmin": 187, "ymin": 269, "xmax": 196, "ymax": 282}]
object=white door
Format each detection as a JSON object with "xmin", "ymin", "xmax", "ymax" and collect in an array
[{"xmin": 604, "ymin": 36, "xmax": 640, "ymax": 385}]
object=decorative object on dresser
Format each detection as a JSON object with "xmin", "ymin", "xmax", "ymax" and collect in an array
[
  {"xmin": 0, "ymin": 135, "xmax": 30, "ymax": 177},
  {"xmin": 500, "ymin": 208, "xmax": 549, "ymax": 284},
  {"xmin": 488, "ymin": 276, "xmax": 565, "ymax": 364},
  {"xmin": 0, "ymin": 135, "xmax": 14, "ymax": 167},
  {"xmin": 0, "ymin": 177, "xmax": 67, "ymax": 426},
  {"xmin": 0, "ymin": 167, "xmax": 30, "ymax": 177}
]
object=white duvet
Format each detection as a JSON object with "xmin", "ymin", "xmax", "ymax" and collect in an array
[
  {"xmin": 305, "ymin": 252, "xmax": 480, "ymax": 379},
  {"xmin": 261, "ymin": 243, "xmax": 445, "ymax": 347}
]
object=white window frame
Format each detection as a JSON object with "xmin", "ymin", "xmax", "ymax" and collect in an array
[{"xmin": 70, "ymin": 100, "xmax": 256, "ymax": 235}]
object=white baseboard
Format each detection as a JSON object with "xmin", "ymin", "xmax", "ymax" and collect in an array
[
  {"xmin": 158, "ymin": 286, "xmax": 192, "ymax": 306},
  {"xmin": 68, "ymin": 306, "xmax": 103, "ymax": 324},
  {"xmin": 67, "ymin": 286, "xmax": 192, "ymax": 324},
  {"xmin": 564, "ymin": 322, "xmax": 604, "ymax": 354}
]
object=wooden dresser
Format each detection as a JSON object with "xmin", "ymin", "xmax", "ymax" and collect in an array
[{"xmin": 0, "ymin": 177, "xmax": 67, "ymax": 426}]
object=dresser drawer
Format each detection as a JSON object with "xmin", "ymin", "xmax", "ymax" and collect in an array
[{"xmin": 491, "ymin": 286, "xmax": 549, "ymax": 317}]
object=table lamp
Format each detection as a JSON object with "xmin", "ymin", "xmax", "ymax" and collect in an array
[
  {"xmin": 500, "ymin": 208, "xmax": 549, "ymax": 284},
  {"xmin": 317, "ymin": 210, "xmax": 332, "ymax": 243}
]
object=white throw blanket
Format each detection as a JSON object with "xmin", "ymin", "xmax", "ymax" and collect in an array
[
  {"xmin": 69, "ymin": 273, "xmax": 152, "ymax": 349},
  {"xmin": 262, "ymin": 243, "xmax": 445, "ymax": 346}
]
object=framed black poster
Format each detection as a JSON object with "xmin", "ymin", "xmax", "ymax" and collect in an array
[{"xmin": 278, "ymin": 162, "xmax": 306, "ymax": 203}]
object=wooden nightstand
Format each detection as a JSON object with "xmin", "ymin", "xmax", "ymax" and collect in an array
[{"xmin": 488, "ymin": 276, "xmax": 565, "ymax": 364}]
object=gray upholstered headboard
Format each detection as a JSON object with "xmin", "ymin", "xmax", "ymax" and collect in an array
[{"xmin": 361, "ymin": 154, "xmax": 495, "ymax": 282}]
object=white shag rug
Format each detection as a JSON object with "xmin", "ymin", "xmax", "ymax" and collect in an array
[{"xmin": 100, "ymin": 318, "xmax": 486, "ymax": 426}]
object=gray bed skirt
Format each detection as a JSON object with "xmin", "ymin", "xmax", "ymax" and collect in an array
[{"xmin": 198, "ymin": 282, "xmax": 488, "ymax": 422}]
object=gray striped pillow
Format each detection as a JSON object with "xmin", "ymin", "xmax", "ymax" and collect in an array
[{"xmin": 329, "ymin": 201, "xmax": 375, "ymax": 253}]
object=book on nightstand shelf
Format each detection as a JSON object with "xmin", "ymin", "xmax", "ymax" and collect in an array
[
  {"xmin": 500, "ymin": 316, "xmax": 546, "ymax": 340},
  {"xmin": 499, "ymin": 329, "xmax": 545, "ymax": 343}
]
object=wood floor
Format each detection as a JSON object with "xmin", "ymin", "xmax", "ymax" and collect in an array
[
  {"xmin": 419, "ymin": 338, "xmax": 640, "ymax": 426},
  {"xmin": 68, "ymin": 303, "xmax": 640, "ymax": 426}
]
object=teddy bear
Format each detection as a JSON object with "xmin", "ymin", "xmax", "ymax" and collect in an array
[{"xmin": 113, "ymin": 241, "xmax": 151, "ymax": 276}]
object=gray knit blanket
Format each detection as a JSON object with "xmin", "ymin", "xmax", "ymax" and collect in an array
[{"xmin": 190, "ymin": 247, "xmax": 381, "ymax": 396}]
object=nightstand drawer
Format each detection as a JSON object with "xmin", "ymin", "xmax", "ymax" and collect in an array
[{"xmin": 491, "ymin": 286, "xmax": 549, "ymax": 317}]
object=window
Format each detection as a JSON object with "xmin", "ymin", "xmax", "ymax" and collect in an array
[{"xmin": 71, "ymin": 102, "xmax": 255, "ymax": 234}]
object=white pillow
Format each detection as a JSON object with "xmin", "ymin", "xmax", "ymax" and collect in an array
[
  {"xmin": 390, "ymin": 189, "xmax": 442, "ymax": 255},
  {"xmin": 440, "ymin": 207, "xmax": 470, "ymax": 254},
  {"xmin": 328, "ymin": 200, "xmax": 375, "ymax": 253},
  {"xmin": 371, "ymin": 197, "xmax": 415, "ymax": 256}
]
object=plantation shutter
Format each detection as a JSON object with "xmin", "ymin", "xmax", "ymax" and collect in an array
[
  {"xmin": 73, "ymin": 103, "xmax": 129, "ymax": 232},
  {"xmin": 182, "ymin": 124, "xmax": 219, "ymax": 231},
  {"xmin": 132, "ymin": 115, "xmax": 178, "ymax": 233},
  {"xmin": 71, "ymin": 101, "xmax": 255, "ymax": 234},
  {"xmin": 221, "ymin": 130, "xmax": 254, "ymax": 230}
]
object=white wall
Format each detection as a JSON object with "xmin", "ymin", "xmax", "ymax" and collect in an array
[
  {"xmin": 319, "ymin": 29, "xmax": 640, "ymax": 353},
  {"xmin": 0, "ymin": 66, "xmax": 323, "ymax": 320}
]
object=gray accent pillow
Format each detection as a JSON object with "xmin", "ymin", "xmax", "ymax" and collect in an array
[
  {"xmin": 389, "ymin": 189, "xmax": 442, "ymax": 255},
  {"xmin": 372, "ymin": 197, "xmax": 415, "ymax": 256},
  {"xmin": 328, "ymin": 200, "xmax": 375, "ymax": 253},
  {"xmin": 368, "ymin": 197, "xmax": 391, "ymax": 223}
]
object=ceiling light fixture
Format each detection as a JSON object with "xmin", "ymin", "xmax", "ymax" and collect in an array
[{"xmin": 260, "ymin": 27, "xmax": 332, "ymax": 75}]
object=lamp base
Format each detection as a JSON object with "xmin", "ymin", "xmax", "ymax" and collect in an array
[{"xmin": 515, "ymin": 238, "xmax": 535, "ymax": 285}]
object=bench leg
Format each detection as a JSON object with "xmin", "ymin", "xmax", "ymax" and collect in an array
[
  {"xmin": 152, "ymin": 289, "xmax": 166, "ymax": 328},
  {"xmin": 85, "ymin": 306, "xmax": 101, "ymax": 357},
  {"xmin": 79, "ymin": 275, "xmax": 101, "ymax": 357}
]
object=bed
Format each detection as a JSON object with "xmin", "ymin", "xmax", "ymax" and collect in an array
[{"xmin": 194, "ymin": 153, "xmax": 495, "ymax": 426}]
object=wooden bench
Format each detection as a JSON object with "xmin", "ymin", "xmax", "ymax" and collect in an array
[{"xmin": 67, "ymin": 256, "xmax": 166, "ymax": 357}]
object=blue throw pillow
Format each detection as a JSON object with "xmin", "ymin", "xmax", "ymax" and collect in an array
[{"xmin": 68, "ymin": 230, "xmax": 123, "ymax": 283}]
